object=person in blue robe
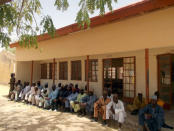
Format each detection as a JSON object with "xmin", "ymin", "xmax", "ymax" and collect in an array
[{"xmin": 139, "ymin": 95, "xmax": 164, "ymax": 131}]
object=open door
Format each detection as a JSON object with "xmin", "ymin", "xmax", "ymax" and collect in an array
[
  {"xmin": 158, "ymin": 54, "xmax": 172, "ymax": 105},
  {"xmin": 103, "ymin": 57, "xmax": 136, "ymax": 102}
]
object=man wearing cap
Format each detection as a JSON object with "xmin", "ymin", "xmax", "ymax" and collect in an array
[
  {"xmin": 127, "ymin": 93, "xmax": 146, "ymax": 115},
  {"xmin": 139, "ymin": 95, "xmax": 164, "ymax": 131}
]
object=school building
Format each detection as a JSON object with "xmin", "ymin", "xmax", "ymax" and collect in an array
[{"xmin": 10, "ymin": 0, "xmax": 174, "ymax": 107}]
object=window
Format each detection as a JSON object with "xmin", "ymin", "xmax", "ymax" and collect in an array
[
  {"xmin": 49, "ymin": 63, "xmax": 53, "ymax": 79},
  {"xmin": 71, "ymin": 60, "xmax": 81, "ymax": 80},
  {"xmin": 41, "ymin": 64, "xmax": 47, "ymax": 79},
  {"xmin": 85, "ymin": 60, "xmax": 98, "ymax": 82},
  {"xmin": 59, "ymin": 62, "xmax": 68, "ymax": 80},
  {"xmin": 123, "ymin": 57, "xmax": 136, "ymax": 98}
]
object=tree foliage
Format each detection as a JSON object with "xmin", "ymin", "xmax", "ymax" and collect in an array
[{"xmin": 0, "ymin": 0, "xmax": 117, "ymax": 48}]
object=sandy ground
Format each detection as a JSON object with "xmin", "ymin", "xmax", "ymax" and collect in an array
[
  {"xmin": 0, "ymin": 85, "xmax": 173, "ymax": 131},
  {"xmin": 0, "ymin": 85, "xmax": 124, "ymax": 131}
]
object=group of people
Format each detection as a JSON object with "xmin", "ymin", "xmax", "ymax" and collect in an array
[{"xmin": 8, "ymin": 74, "xmax": 173, "ymax": 131}]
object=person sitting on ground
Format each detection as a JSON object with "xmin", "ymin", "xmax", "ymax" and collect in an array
[
  {"xmin": 70, "ymin": 89, "xmax": 86, "ymax": 113},
  {"xmin": 93, "ymin": 90, "xmax": 111, "ymax": 125},
  {"xmin": 64, "ymin": 86, "xmax": 78, "ymax": 112},
  {"xmin": 21, "ymin": 82, "xmax": 30, "ymax": 101},
  {"xmin": 14, "ymin": 80, "xmax": 23, "ymax": 101},
  {"xmin": 80, "ymin": 90, "xmax": 97, "ymax": 117},
  {"xmin": 106, "ymin": 93, "xmax": 126, "ymax": 129},
  {"xmin": 10, "ymin": 80, "xmax": 23, "ymax": 101},
  {"xmin": 139, "ymin": 95, "xmax": 164, "ymax": 131},
  {"xmin": 75, "ymin": 84, "xmax": 80, "ymax": 93},
  {"xmin": 154, "ymin": 91, "xmax": 173, "ymax": 130},
  {"xmin": 35, "ymin": 81, "xmax": 43, "ymax": 106},
  {"xmin": 19, "ymin": 81, "xmax": 27, "ymax": 100},
  {"xmin": 127, "ymin": 93, "xmax": 146, "ymax": 115},
  {"xmin": 57, "ymin": 83, "xmax": 62, "ymax": 90},
  {"xmin": 8, "ymin": 73, "xmax": 15, "ymax": 98},
  {"xmin": 27, "ymin": 83, "xmax": 36, "ymax": 104},
  {"xmin": 46, "ymin": 84, "xmax": 59, "ymax": 111},
  {"xmin": 57, "ymin": 85, "xmax": 70, "ymax": 110},
  {"xmin": 39, "ymin": 83, "xmax": 49, "ymax": 108}
]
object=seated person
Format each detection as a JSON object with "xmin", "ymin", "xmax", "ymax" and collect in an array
[
  {"xmin": 35, "ymin": 81, "xmax": 43, "ymax": 106},
  {"xmin": 93, "ymin": 90, "xmax": 111, "ymax": 125},
  {"xmin": 127, "ymin": 93, "xmax": 146, "ymax": 115},
  {"xmin": 45, "ymin": 85, "xmax": 59, "ymax": 111},
  {"xmin": 75, "ymin": 84, "xmax": 80, "ymax": 93},
  {"xmin": 106, "ymin": 93, "xmax": 126, "ymax": 129},
  {"xmin": 64, "ymin": 87, "xmax": 78, "ymax": 112},
  {"xmin": 139, "ymin": 95, "xmax": 164, "ymax": 131},
  {"xmin": 80, "ymin": 90, "xmax": 97, "ymax": 117},
  {"xmin": 19, "ymin": 81, "xmax": 27, "ymax": 100},
  {"xmin": 154, "ymin": 91, "xmax": 164, "ymax": 108},
  {"xmin": 70, "ymin": 89, "xmax": 86, "ymax": 113},
  {"xmin": 10, "ymin": 80, "xmax": 22, "ymax": 101},
  {"xmin": 57, "ymin": 85, "xmax": 70, "ymax": 109},
  {"xmin": 27, "ymin": 83, "xmax": 36, "ymax": 104},
  {"xmin": 154, "ymin": 91, "xmax": 173, "ymax": 129},
  {"xmin": 21, "ymin": 82, "xmax": 30, "ymax": 102},
  {"xmin": 39, "ymin": 83, "xmax": 49, "ymax": 108},
  {"xmin": 57, "ymin": 83, "xmax": 62, "ymax": 90}
]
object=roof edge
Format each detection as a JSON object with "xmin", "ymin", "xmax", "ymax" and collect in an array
[{"xmin": 10, "ymin": 0, "xmax": 174, "ymax": 48}]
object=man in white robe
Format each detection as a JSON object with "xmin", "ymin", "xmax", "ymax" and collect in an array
[{"xmin": 106, "ymin": 93, "xmax": 126, "ymax": 129}]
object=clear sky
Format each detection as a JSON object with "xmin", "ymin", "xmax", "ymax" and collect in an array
[
  {"xmin": 40, "ymin": 0, "xmax": 143, "ymax": 29},
  {"xmin": 0, "ymin": 0, "xmax": 143, "ymax": 51}
]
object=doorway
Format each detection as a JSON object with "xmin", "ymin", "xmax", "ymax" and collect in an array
[
  {"xmin": 157, "ymin": 54, "xmax": 174, "ymax": 105},
  {"xmin": 103, "ymin": 57, "xmax": 136, "ymax": 102}
]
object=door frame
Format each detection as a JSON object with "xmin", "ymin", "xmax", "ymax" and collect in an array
[
  {"xmin": 157, "ymin": 53, "xmax": 173, "ymax": 105},
  {"xmin": 102, "ymin": 56, "xmax": 136, "ymax": 103}
]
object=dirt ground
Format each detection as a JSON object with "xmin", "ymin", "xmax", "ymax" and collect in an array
[{"xmin": 0, "ymin": 85, "xmax": 173, "ymax": 131}]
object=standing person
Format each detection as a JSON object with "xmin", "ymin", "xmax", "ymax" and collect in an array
[
  {"xmin": 139, "ymin": 95, "xmax": 164, "ymax": 131},
  {"xmin": 8, "ymin": 73, "xmax": 15, "ymax": 98},
  {"xmin": 106, "ymin": 93, "xmax": 126, "ymax": 129},
  {"xmin": 93, "ymin": 90, "xmax": 111, "ymax": 125}
]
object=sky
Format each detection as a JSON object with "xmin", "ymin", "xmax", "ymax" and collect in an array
[
  {"xmin": 0, "ymin": 0, "xmax": 143, "ymax": 51},
  {"xmin": 40, "ymin": 0, "xmax": 143, "ymax": 29}
]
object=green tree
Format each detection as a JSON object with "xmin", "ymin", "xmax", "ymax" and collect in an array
[{"xmin": 0, "ymin": 0, "xmax": 117, "ymax": 48}]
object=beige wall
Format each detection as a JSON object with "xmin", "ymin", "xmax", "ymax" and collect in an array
[
  {"xmin": 16, "ymin": 61, "xmax": 31, "ymax": 83},
  {"xmin": 16, "ymin": 46, "xmax": 174, "ymax": 98},
  {"xmin": 15, "ymin": 6, "xmax": 174, "ymax": 61},
  {"xmin": 39, "ymin": 50, "xmax": 146, "ymax": 97},
  {"xmin": 0, "ymin": 52, "xmax": 15, "ymax": 85}
]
